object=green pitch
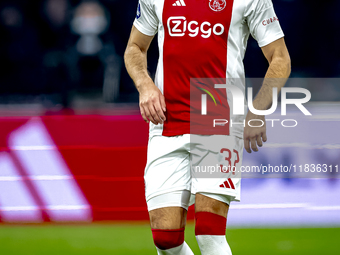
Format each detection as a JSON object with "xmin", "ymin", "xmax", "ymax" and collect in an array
[{"xmin": 0, "ymin": 224, "xmax": 338, "ymax": 254}]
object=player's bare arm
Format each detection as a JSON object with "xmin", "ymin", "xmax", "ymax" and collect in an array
[
  {"xmin": 124, "ymin": 25, "xmax": 166, "ymax": 125},
  {"xmin": 244, "ymin": 38, "xmax": 291, "ymax": 153}
]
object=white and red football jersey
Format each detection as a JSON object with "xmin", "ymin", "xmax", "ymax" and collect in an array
[{"xmin": 134, "ymin": 0, "xmax": 284, "ymax": 138}]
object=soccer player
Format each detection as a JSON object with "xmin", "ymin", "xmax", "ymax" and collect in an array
[{"xmin": 125, "ymin": 0, "xmax": 290, "ymax": 254}]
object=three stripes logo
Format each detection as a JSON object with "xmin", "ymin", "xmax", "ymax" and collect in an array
[
  {"xmin": 220, "ymin": 178, "xmax": 235, "ymax": 189},
  {"xmin": 0, "ymin": 119, "xmax": 91, "ymax": 223},
  {"xmin": 173, "ymin": 0, "xmax": 186, "ymax": 6}
]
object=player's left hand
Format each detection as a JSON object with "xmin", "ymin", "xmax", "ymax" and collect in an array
[{"xmin": 243, "ymin": 112, "xmax": 267, "ymax": 153}]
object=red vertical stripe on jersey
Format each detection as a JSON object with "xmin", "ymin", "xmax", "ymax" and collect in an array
[{"xmin": 162, "ymin": 0, "xmax": 234, "ymax": 136}]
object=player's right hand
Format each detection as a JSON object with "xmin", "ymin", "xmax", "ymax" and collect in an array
[{"xmin": 138, "ymin": 82, "xmax": 166, "ymax": 125}]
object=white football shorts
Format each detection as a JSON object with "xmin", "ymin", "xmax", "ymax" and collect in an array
[{"xmin": 145, "ymin": 134, "xmax": 243, "ymax": 211}]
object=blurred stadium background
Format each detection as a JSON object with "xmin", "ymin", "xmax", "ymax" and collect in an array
[{"xmin": 0, "ymin": 0, "xmax": 339, "ymax": 254}]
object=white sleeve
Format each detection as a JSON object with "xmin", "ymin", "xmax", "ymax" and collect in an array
[
  {"xmin": 246, "ymin": 0, "xmax": 284, "ymax": 47},
  {"xmin": 133, "ymin": 0, "xmax": 158, "ymax": 36}
]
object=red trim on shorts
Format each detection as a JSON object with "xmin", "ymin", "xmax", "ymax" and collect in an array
[
  {"xmin": 151, "ymin": 228, "xmax": 185, "ymax": 250},
  {"xmin": 195, "ymin": 212, "xmax": 227, "ymax": 236}
]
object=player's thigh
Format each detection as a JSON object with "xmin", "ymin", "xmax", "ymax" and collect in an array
[
  {"xmin": 149, "ymin": 206, "xmax": 188, "ymax": 229},
  {"xmin": 195, "ymin": 193, "xmax": 229, "ymax": 217},
  {"xmin": 145, "ymin": 135, "xmax": 191, "ymax": 229},
  {"xmin": 148, "ymin": 190, "xmax": 191, "ymax": 229},
  {"xmin": 191, "ymin": 135, "xmax": 243, "ymax": 216}
]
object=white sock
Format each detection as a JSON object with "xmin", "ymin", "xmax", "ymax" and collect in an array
[
  {"xmin": 156, "ymin": 241, "xmax": 194, "ymax": 255},
  {"xmin": 196, "ymin": 235, "xmax": 232, "ymax": 255}
]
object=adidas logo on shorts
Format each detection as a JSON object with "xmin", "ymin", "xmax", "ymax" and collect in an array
[{"xmin": 219, "ymin": 178, "xmax": 235, "ymax": 189}]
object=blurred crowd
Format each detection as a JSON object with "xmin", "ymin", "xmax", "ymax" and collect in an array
[
  {"xmin": 0, "ymin": 0, "xmax": 339, "ymax": 107},
  {"xmin": 0, "ymin": 0, "xmax": 144, "ymax": 106}
]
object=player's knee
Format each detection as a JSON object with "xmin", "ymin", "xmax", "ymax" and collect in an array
[
  {"xmin": 149, "ymin": 207, "xmax": 187, "ymax": 229},
  {"xmin": 195, "ymin": 193, "xmax": 229, "ymax": 217},
  {"xmin": 152, "ymin": 228, "xmax": 185, "ymax": 250},
  {"xmin": 195, "ymin": 211, "xmax": 227, "ymax": 236}
]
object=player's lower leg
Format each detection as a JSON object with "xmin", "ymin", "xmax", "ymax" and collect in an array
[
  {"xmin": 195, "ymin": 194, "xmax": 232, "ymax": 255},
  {"xmin": 149, "ymin": 207, "xmax": 194, "ymax": 255}
]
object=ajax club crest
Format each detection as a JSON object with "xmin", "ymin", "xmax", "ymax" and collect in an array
[{"xmin": 209, "ymin": 0, "xmax": 226, "ymax": 12}]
